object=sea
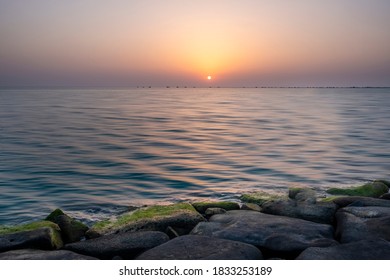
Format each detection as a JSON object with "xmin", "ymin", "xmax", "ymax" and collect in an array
[{"xmin": 1, "ymin": 87, "xmax": 389, "ymax": 225}]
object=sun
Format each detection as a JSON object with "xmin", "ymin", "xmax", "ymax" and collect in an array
[{"xmin": 207, "ymin": 75, "xmax": 212, "ymax": 80}]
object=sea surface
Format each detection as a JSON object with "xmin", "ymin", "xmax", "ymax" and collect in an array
[{"xmin": 1, "ymin": 87, "xmax": 389, "ymax": 225}]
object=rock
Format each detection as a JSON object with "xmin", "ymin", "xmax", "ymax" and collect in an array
[
  {"xmin": 330, "ymin": 196, "xmax": 390, "ymax": 208},
  {"xmin": 191, "ymin": 201, "xmax": 239, "ymax": 214},
  {"xmin": 380, "ymin": 193, "xmax": 390, "ymax": 200},
  {"xmin": 136, "ymin": 235, "xmax": 263, "ymax": 260},
  {"xmin": 327, "ymin": 181, "xmax": 389, "ymax": 198},
  {"xmin": 0, "ymin": 249, "xmax": 97, "ymax": 260},
  {"xmin": 86, "ymin": 203, "xmax": 205, "ymax": 238},
  {"xmin": 205, "ymin": 208, "xmax": 226, "ymax": 216},
  {"xmin": 335, "ymin": 206, "xmax": 390, "ymax": 243},
  {"xmin": 45, "ymin": 209, "xmax": 89, "ymax": 243},
  {"xmin": 65, "ymin": 231, "xmax": 169, "ymax": 259},
  {"xmin": 297, "ymin": 239, "xmax": 390, "ymax": 260},
  {"xmin": 261, "ymin": 199, "xmax": 337, "ymax": 224},
  {"xmin": 241, "ymin": 203, "xmax": 261, "ymax": 212},
  {"xmin": 240, "ymin": 191, "xmax": 285, "ymax": 206},
  {"xmin": 191, "ymin": 210, "xmax": 337, "ymax": 259},
  {"xmin": 288, "ymin": 187, "xmax": 317, "ymax": 203},
  {"xmin": 0, "ymin": 221, "xmax": 63, "ymax": 252}
]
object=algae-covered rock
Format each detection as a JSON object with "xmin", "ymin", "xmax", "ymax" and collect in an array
[
  {"xmin": 191, "ymin": 201, "xmax": 239, "ymax": 214},
  {"xmin": 327, "ymin": 181, "xmax": 389, "ymax": 198},
  {"xmin": 240, "ymin": 191, "xmax": 285, "ymax": 206},
  {"xmin": 288, "ymin": 187, "xmax": 317, "ymax": 203},
  {"xmin": 0, "ymin": 221, "xmax": 63, "ymax": 252},
  {"xmin": 86, "ymin": 203, "xmax": 205, "ymax": 238},
  {"xmin": 45, "ymin": 209, "xmax": 88, "ymax": 243}
]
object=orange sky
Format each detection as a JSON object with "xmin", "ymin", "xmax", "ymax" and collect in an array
[{"xmin": 0, "ymin": 0, "xmax": 389, "ymax": 87}]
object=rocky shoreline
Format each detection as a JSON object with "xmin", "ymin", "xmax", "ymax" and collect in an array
[{"xmin": 1, "ymin": 179, "xmax": 389, "ymax": 260}]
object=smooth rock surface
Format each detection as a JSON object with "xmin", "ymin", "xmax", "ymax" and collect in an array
[
  {"xmin": 336, "ymin": 206, "xmax": 390, "ymax": 243},
  {"xmin": 205, "ymin": 208, "xmax": 226, "ymax": 216},
  {"xmin": 136, "ymin": 235, "xmax": 263, "ymax": 260},
  {"xmin": 65, "ymin": 231, "xmax": 169, "ymax": 259},
  {"xmin": 0, "ymin": 249, "xmax": 97, "ymax": 260},
  {"xmin": 191, "ymin": 210, "xmax": 337, "ymax": 258},
  {"xmin": 331, "ymin": 196, "xmax": 390, "ymax": 208},
  {"xmin": 241, "ymin": 203, "xmax": 261, "ymax": 212},
  {"xmin": 0, "ymin": 227, "xmax": 63, "ymax": 252},
  {"xmin": 261, "ymin": 199, "xmax": 337, "ymax": 224},
  {"xmin": 297, "ymin": 239, "xmax": 390, "ymax": 260}
]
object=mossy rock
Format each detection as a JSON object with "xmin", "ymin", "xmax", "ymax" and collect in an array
[
  {"xmin": 0, "ymin": 221, "xmax": 63, "ymax": 251},
  {"xmin": 0, "ymin": 221, "xmax": 60, "ymax": 235},
  {"xmin": 191, "ymin": 201, "xmax": 240, "ymax": 214},
  {"xmin": 374, "ymin": 179, "xmax": 390, "ymax": 188},
  {"xmin": 326, "ymin": 181, "xmax": 389, "ymax": 198},
  {"xmin": 87, "ymin": 203, "xmax": 205, "ymax": 237},
  {"xmin": 45, "ymin": 208, "xmax": 88, "ymax": 243},
  {"xmin": 240, "ymin": 191, "xmax": 285, "ymax": 206}
]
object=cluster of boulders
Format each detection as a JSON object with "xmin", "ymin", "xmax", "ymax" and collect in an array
[{"xmin": 0, "ymin": 180, "xmax": 389, "ymax": 260}]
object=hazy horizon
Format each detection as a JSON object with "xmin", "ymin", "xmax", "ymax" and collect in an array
[{"xmin": 1, "ymin": 0, "xmax": 389, "ymax": 88}]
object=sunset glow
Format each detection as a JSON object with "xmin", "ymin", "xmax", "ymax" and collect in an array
[{"xmin": 0, "ymin": 0, "xmax": 389, "ymax": 87}]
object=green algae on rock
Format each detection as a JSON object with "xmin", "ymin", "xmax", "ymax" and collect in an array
[
  {"xmin": 326, "ymin": 181, "xmax": 389, "ymax": 198},
  {"xmin": 240, "ymin": 191, "xmax": 285, "ymax": 206},
  {"xmin": 87, "ymin": 203, "xmax": 205, "ymax": 238},
  {"xmin": 191, "ymin": 201, "xmax": 239, "ymax": 214},
  {"xmin": 0, "ymin": 221, "xmax": 63, "ymax": 251},
  {"xmin": 45, "ymin": 208, "xmax": 88, "ymax": 243}
]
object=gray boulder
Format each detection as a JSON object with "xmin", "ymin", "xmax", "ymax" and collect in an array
[
  {"xmin": 331, "ymin": 196, "xmax": 390, "ymax": 208},
  {"xmin": 0, "ymin": 249, "xmax": 97, "ymax": 260},
  {"xmin": 136, "ymin": 235, "xmax": 263, "ymax": 260},
  {"xmin": 65, "ymin": 231, "xmax": 169, "ymax": 259},
  {"xmin": 288, "ymin": 187, "xmax": 317, "ymax": 203},
  {"xmin": 261, "ymin": 199, "xmax": 337, "ymax": 224},
  {"xmin": 336, "ymin": 206, "xmax": 390, "ymax": 243},
  {"xmin": 297, "ymin": 239, "xmax": 390, "ymax": 260},
  {"xmin": 191, "ymin": 210, "xmax": 337, "ymax": 258}
]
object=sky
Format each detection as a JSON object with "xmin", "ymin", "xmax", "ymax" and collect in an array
[{"xmin": 0, "ymin": 0, "xmax": 389, "ymax": 87}]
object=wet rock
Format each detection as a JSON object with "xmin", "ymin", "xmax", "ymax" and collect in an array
[
  {"xmin": 86, "ymin": 203, "xmax": 205, "ymax": 238},
  {"xmin": 191, "ymin": 210, "xmax": 337, "ymax": 259},
  {"xmin": 191, "ymin": 201, "xmax": 239, "ymax": 214},
  {"xmin": 45, "ymin": 209, "xmax": 88, "ymax": 243},
  {"xmin": 136, "ymin": 235, "xmax": 263, "ymax": 260},
  {"xmin": 297, "ymin": 239, "xmax": 390, "ymax": 260},
  {"xmin": 327, "ymin": 181, "xmax": 389, "ymax": 198},
  {"xmin": 240, "ymin": 191, "xmax": 285, "ymax": 206},
  {"xmin": 205, "ymin": 208, "xmax": 226, "ymax": 217},
  {"xmin": 241, "ymin": 203, "xmax": 261, "ymax": 212},
  {"xmin": 330, "ymin": 196, "xmax": 390, "ymax": 208},
  {"xmin": 261, "ymin": 199, "xmax": 337, "ymax": 224},
  {"xmin": 380, "ymin": 193, "xmax": 390, "ymax": 200},
  {"xmin": 0, "ymin": 221, "xmax": 63, "ymax": 252},
  {"xmin": 65, "ymin": 231, "xmax": 169, "ymax": 259},
  {"xmin": 336, "ymin": 206, "xmax": 390, "ymax": 243},
  {"xmin": 0, "ymin": 249, "xmax": 97, "ymax": 260},
  {"xmin": 288, "ymin": 187, "xmax": 317, "ymax": 203}
]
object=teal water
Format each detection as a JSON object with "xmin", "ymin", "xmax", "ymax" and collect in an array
[{"xmin": 1, "ymin": 88, "xmax": 389, "ymax": 224}]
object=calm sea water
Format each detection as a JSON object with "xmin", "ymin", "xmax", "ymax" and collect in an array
[{"xmin": 1, "ymin": 88, "xmax": 389, "ymax": 225}]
